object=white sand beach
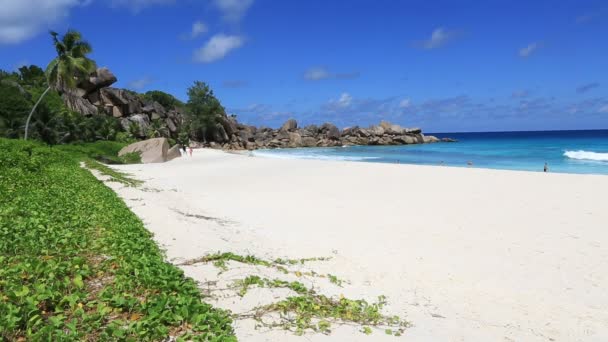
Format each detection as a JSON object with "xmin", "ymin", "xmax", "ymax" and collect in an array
[{"xmin": 101, "ymin": 149, "xmax": 608, "ymax": 341}]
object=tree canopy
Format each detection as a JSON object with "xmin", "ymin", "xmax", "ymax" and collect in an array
[{"xmin": 185, "ymin": 81, "xmax": 226, "ymax": 142}]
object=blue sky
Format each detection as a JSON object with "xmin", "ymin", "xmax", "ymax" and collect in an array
[{"xmin": 1, "ymin": 0, "xmax": 607, "ymax": 132}]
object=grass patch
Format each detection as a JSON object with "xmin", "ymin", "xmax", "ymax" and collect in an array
[
  {"xmin": 0, "ymin": 139, "xmax": 235, "ymax": 341},
  {"xmin": 56, "ymin": 141, "xmax": 139, "ymax": 165},
  {"xmin": 84, "ymin": 159, "xmax": 143, "ymax": 187}
]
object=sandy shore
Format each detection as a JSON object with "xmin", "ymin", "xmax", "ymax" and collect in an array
[{"xmin": 101, "ymin": 149, "xmax": 608, "ymax": 341}]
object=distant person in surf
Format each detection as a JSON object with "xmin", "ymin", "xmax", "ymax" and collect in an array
[
  {"xmin": 544, "ymin": 163, "xmax": 548, "ymax": 172},
  {"xmin": 467, "ymin": 161, "xmax": 473, "ymax": 166}
]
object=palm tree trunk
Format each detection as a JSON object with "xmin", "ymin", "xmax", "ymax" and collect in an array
[{"xmin": 24, "ymin": 86, "xmax": 51, "ymax": 140}]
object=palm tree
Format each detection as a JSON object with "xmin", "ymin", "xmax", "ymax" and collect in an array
[{"xmin": 24, "ymin": 30, "xmax": 96, "ymax": 140}]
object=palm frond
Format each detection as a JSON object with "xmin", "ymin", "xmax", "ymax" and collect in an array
[{"xmin": 63, "ymin": 29, "xmax": 82, "ymax": 51}]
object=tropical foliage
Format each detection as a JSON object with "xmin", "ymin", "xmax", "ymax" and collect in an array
[
  {"xmin": 0, "ymin": 139, "xmax": 235, "ymax": 341},
  {"xmin": 143, "ymin": 90, "xmax": 184, "ymax": 110},
  {"xmin": 185, "ymin": 81, "xmax": 226, "ymax": 142},
  {"xmin": 25, "ymin": 30, "xmax": 97, "ymax": 140}
]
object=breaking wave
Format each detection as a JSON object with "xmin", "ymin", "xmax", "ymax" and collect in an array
[{"xmin": 564, "ymin": 150, "xmax": 608, "ymax": 162}]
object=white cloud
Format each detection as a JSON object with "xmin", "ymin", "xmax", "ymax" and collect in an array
[
  {"xmin": 421, "ymin": 27, "xmax": 455, "ymax": 49},
  {"xmin": 327, "ymin": 93, "xmax": 353, "ymax": 109},
  {"xmin": 193, "ymin": 34, "xmax": 244, "ymax": 63},
  {"xmin": 110, "ymin": 0, "xmax": 175, "ymax": 12},
  {"xmin": 0, "ymin": 0, "xmax": 82, "ymax": 44},
  {"xmin": 599, "ymin": 104, "xmax": 608, "ymax": 113},
  {"xmin": 191, "ymin": 21, "xmax": 208, "ymax": 38},
  {"xmin": 214, "ymin": 0, "xmax": 254, "ymax": 22},
  {"xmin": 399, "ymin": 99, "xmax": 411, "ymax": 108},
  {"xmin": 128, "ymin": 77, "xmax": 154, "ymax": 90},
  {"xmin": 303, "ymin": 67, "xmax": 360, "ymax": 81},
  {"xmin": 519, "ymin": 43, "xmax": 539, "ymax": 58},
  {"xmin": 304, "ymin": 67, "xmax": 330, "ymax": 80},
  {"xmin": 181, "ymin": 20, "xmax": 207, "ymax": 39}
]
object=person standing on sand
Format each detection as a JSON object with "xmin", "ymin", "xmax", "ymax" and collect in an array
[
  {"xmin": 544, "ymin": 162, "xmax": 548, "ymax": 172},
  {"xmin": 188, "ymin": 147, "xmax": 193, "ymax": 157}
]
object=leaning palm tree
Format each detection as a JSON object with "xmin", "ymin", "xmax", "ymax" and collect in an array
[{"xmin": 24, "ymin": 30, "xmax": 96, "ymax": 140}]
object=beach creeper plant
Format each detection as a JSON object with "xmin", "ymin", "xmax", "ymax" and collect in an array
[
  {"xmin": 24, "ymin": 30, "xmax": 97, "ymax": 140},
  {"xmin": 0, "ymin": 139, "xmax": 235, "ymax": 341},
  {"xmin": 181, "ymin": 252, "xmax": 409, "ymax": 336}
]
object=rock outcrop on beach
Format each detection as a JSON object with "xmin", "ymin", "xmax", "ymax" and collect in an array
[
  {"xmin": 60, "ymin": 67, "xmax": 184, "ymax": 139},
  {"xmin": 197, "ymin": 118, "xmax": 442, "ymax": 150},
  {"xmin": 61, "ymin": 67, "xmax": 450, "ymax": 151},
  {"xmin": 118, "ymin": 137, "xmax": 170, "ymax": 163}
]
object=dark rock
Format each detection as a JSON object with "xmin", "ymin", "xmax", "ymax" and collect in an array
[
  {"xmin": 288, "ymin": 132, "xmax": 302, "ymax": 147},
  {"xmin": 62, "ymin": 93, "xmax": 98, "ymax": 116},
  {"xmin": 80, "ymin": 67, "xmax": 117, "ymax": 93},
  {"xmin": 128, "ymin": 114, "xmax": 150, "ymax": 137},
  {"xmin": 212, "ymin": 123, "xmax": 229, "ymax": 143},
  {"xmin": 321, "ymin": 123, "xmax": 341, "ymax": 140},
  {"xmin": 165, "ymin": 118, "xmax": 177, "ymax": 133},
  {"xmin": 280, "ymin": 119, "xmax": 298, "ymax": 132},
  {"xmin": 441, "ymin": 137, "xmax": 458, "ymax": 142}
]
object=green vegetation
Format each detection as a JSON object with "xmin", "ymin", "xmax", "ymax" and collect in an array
[
  {"xmin": 84, "ymin": 160, "xmax": 143, "ymax": 187},
  {"xmin": 1, "ymin": 29, "xmax": 230, "ymax": 148},
  {"xmin": 185, "ymin": 81, "xmax": 226, "ymax": 142},
  {"xmin": 25, "ymin": 30, "xmax": 97, "ymax": 140},
  {"xmin": 230, "ymin": 275, "xmax": 409, "ymax": 336},
  {"xmin": 252, "ymin": 294, "xmax": 408, "ymax": 336},
  {"xmin": 232, "ymin": 276, "xmax": 311, "ymax": 298},
  {"xmin": 180, "ymin": 252, "xmax": 332, "ymax": 276},
  {"xmin": 0, "ymin": 139, "xmax": 235, "ymax": 341},
  {"xmin": 183, "ymin": 252, "xmax": 407, "ymax": 336},
  {"xmin": 143, "ymin": 90, "xmax": 184, "ymax": 110}
]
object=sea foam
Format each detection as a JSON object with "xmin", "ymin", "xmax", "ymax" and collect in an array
[{"xmin": 564, "ymin": 150, "xmax": 608, "ymax": 162}]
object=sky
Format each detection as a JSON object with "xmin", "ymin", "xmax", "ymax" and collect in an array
[{"xmin": 1, "ymin": 0, "xmax": 607, "ymax": 132}]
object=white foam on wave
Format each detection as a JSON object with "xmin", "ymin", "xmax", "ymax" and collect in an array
[
  {"xmin": 253, "ymin": 151, "xmax": 380, "ymax": 162},
  {"xmin": 564, "ymin": 150, "xmax": 608, "ymax": 162}
]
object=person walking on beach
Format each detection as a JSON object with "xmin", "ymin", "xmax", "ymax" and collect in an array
[
  {"xmin": 188, "ymin": 147, "xmax": 193, "ymax": 157},
  {"xmin": 544, "ymin": 162, "xmax": 548, "ymax": 172}
]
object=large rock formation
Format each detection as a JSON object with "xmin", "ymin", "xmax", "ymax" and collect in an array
[
  {"xmin": 118, "ymin": 137, "xmax": 170, "ymax": 163},
  {"xmin": 195, "ymin": 118, "xmax": 444, "ymax": 150},
  {"xmin": 61, "ymin": 67, "xmax": 452, "ymax": 152},
  {"xmin": 60, "ymin": 67, "xmax": 182, "ymax": 139}
]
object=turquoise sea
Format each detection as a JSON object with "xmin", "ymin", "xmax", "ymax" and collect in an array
[{"xmin": 254, "ymin": 130, "xmax": 608, "ymax": 175}]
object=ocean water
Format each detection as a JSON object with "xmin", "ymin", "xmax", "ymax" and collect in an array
[{"xmin": 254, "ymin": 130, "xmax": 608, "ymax": 175}]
